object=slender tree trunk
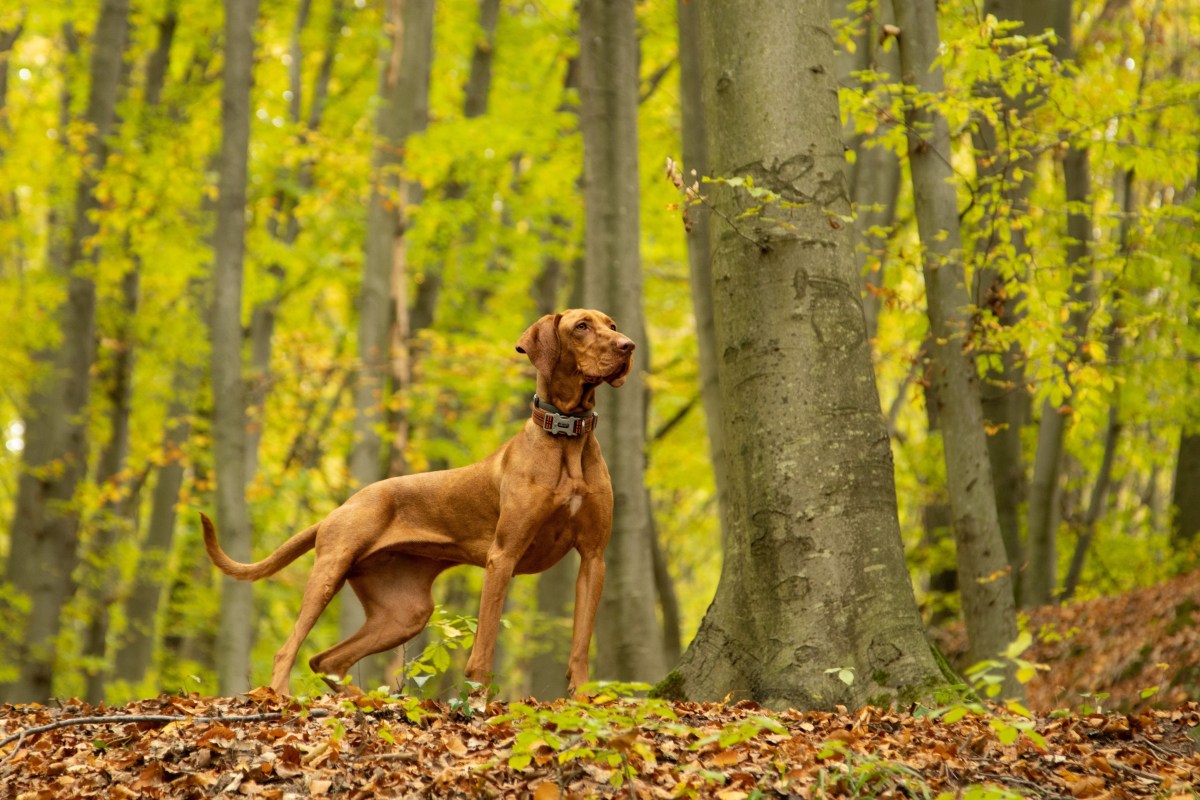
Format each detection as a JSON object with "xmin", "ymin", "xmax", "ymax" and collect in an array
[
  {"xmin": 0, "ymin": 0, "xmax": 130, "ymax": 705},
  {"xmin": 1060, "ymin": 162, "xmax": 1138, "ymax": 601},
  {"xmin": 113, "ymin": 370, "xmax": 197, "ymax": 688},
  {"xmin": 1025, "ymin": 143, "xmax": 1094, "ymax": 606},
  {"xmin": 892, "ymin": 0, "xmax": 1020, "ymax": 687},
  {"xmin": 408, "ymin": 0, "xmax": 498, "ymax": 335},
  {"xmin": 677, "ymin": 0, "xmax": 731, "ymax": 548},
  {"xmin": 526, "ymin": 233, "xmax": 576, "ymax": 698},
  {"xmin": 666, "ymin": 0, "xmax": 945, "ymax": 709},
  {"xmin": 211, "ymin": 0, "xmax": 260, "ymax": 695},
  {"xmin": 0, "ymin": 21, "xmax": 25, "ymax": 273},
  {"xmin": 829, "ymin": 0, "xmax": 903, "ymax": 341},
  {"xmin": 247, "ymin": 0, "xmax": 342, "ymax": 480},
  {"xmin": 343, "ymin": 0, "xmax": 435, "ymax": 676},
  {"xmin": 81, "ymin": 266, "xmax": 140, "ymax": 703},
  {"xmin": 1016, "ymin": 1, "xmax": 1092, "ymax": 607},
  {"xmin": 80, "ymin": 7, "xmax": 177, "ymax": 702},
  {"xmin": 1172, "ymin": 156, "xmax": 1200, "ymax": 552},
  {"xmin": 579, "ymin": 0, "xmax": 667, "ymax": 683},
  {"xmin": 972, "ymin": 0, "xmax": 1072, "ymax": 586}
]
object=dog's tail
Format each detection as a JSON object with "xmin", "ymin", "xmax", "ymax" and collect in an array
[{"xmin": 201, "ymin": 512, "xmax": 319, "ymax": 581}]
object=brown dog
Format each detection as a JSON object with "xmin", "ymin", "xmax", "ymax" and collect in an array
[{"xmin": 202, "ymin": 309, "xmax": 634, "ymax": 695}]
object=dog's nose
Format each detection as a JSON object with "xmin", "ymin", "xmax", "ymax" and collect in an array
[{"xmin": 615, "ymin": 337, "xmax": 635, "ymax": 353}]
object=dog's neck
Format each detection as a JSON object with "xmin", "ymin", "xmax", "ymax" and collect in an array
[{"xmin": 534, "ymin": 373, "xmax": 598, "ymax": 415}]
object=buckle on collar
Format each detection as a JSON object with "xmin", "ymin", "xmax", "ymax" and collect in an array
[
  {"xmin": 532, "ymin": 394, "xmax": 598, "ymax": 437},
  {"xmin": 546, "ymin": 414, "xmax": 582, "ymax": 436}
]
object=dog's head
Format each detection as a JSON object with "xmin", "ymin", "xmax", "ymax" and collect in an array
[{"xmin": 517, "ymin": 310, "xmax": 635, "ymax": 406}]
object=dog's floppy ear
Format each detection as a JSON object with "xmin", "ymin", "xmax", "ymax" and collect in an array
[
  {"xmin": 605, "ymin": 352, "xmax": 633, "ymax": 388},
  {"xmin": 516, "ymin": 313, "xmax": 561, "ymax": 376}
]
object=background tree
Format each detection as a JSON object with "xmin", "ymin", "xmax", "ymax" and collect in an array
[
  {"xmin": 578, "ymin": 0, "xmax": 668, "ymax": 683},
  {"xmin": 0, "ymin": 0, "xmax": 130, "ymax": 704},
  {"xmin": 664, "ymin": 0, "xmax": 946, "ymax": 709},
  {"xmin": 343, "ymin": 0, "xmax": 435, "ymax": 685},
  {"xmin": 676, "ymin": 0, "xmax": 729, "ymax": 548},
  {"xmin": 211, "ymin": 0, "xmax": 260, "ymax": 695},
  {"xmin": 891, "ymin": 0, "xmax": 1020, "ymax": 685},
  {"xmin": 1172, "ymin": 150, "xmax": 1200, "ymax": 555}
]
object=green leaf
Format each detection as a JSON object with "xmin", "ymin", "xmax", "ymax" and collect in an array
[{"xmin": 942, "ymin": 705, "xmax": 969, "ymax": 724}]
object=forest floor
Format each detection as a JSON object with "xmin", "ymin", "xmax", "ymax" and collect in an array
[{"xmin": 2, "ymin": 572, "xmax": 1199, "ymax": 799}]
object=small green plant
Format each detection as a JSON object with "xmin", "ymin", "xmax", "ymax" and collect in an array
[
  {"xmin": 490, "ymin": 681, "xmax": 679, "ymax": 791},
  {"xmin": 397, "ymin": 608, "xmax": 480, "ymax": 696},
  {"xmin": 490, "ymin": 681, "xmax": 792, "ymax": 797},
  {"xmin": 825, "ymin": 666, "xmax": 856, "ymax": 687},
  {"xmin": 448, "ymin": 679, "xmax": 493, "ymax": 719},
  {"xmin": 917, "ymin": 632, "xmax": 1048, "ymax": 749},
  {"xmin": 1076, "ymin": 691, "xmax": 1111, "ymax": 715},
  {"xmin": 815, "ymin": 741, "xmax": 934, "ymax": 800},
  {"xmin": 815, "ymin": 741, "xmax": 1026, "ymax": 800}
]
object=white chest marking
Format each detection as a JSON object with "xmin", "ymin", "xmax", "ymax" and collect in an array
[{"xmin": 567, "ymin": 494, "xmax": 583, "ymax": 516}]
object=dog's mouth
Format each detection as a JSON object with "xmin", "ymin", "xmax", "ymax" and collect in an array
[{"xmin": 582, "ymin": 358, "xmax": 629, "ymax": 383}]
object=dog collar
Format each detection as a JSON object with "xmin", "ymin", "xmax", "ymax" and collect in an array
[{"xmin": 530, "ymin": 394, "xmax": 599, "ymax": 437}]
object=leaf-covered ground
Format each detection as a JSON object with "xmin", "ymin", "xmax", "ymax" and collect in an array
[
  {"xmin": 3, "ymin": 573, "xmax": 1199, "ymax": 799},
  {"xmin": 938, "ymin": 569, "xmax": 1200, "ymax": 713},
  {"xmin": 0, "ymin": 690, "xmax": 1195, "ymax": 800},
  {"xmin": 1, "ymin": 691, "xmax": 1198, "ymax": 799}
]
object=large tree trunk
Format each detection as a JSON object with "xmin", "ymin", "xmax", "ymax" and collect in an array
[
  {"xmin": 676, "ymin": 0, "xmax": 731, "ymax": 548},
  {"xmin": 665, "ymin": 0, "xmax": 945, "ymax": 710},
  {"xmin": 892, "ymin": 0, "xmax": 1020, "ymax": 687},
  {"xmin": 343, "ymin": 0, "xmax": 435, "ymax": 683},
  {"xmin": 211, "ymin": 0, "xmax": 260, "ymax": 695},
  {"xmin": 0, "ymin": 0, "xmax": 130, "ymax": 705},
  {"xmin": 579, "ymin": 0, "xmax": 667, "ymax": 683}
]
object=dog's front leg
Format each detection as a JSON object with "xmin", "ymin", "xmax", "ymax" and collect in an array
[
  {"xmin": 465, "ymin": 503, "xmax": 548, "ymax": 692},
  {"xmin": 566, "ymin": 548, "xmax": 606, "ymax": 693},
  {"xmin": 464, "ymin": 544, "xmax": 517, "ymax": 690}
]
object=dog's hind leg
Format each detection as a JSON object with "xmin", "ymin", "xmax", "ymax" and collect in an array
[
  {"xmin": 308, "ymin": 553, "xmax": 446, "ymax": 692},
  {"xmin": 268, "ymin": 552, "xmax": 354, "ymax": 695}
]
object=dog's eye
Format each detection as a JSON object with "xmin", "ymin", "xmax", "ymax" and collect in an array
[
  {"xmin": 609, "ymin": 325, "xmax": 617, "ymax": 331},
  {"xmin": 576, "ymin": 322, "xmax": 588, "ymax": 331}
]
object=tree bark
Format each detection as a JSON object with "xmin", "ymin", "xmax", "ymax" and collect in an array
[
  {"xmin": 0, "ymin": 0, "xmax": 130, "ymax": 704},
  {"xmin": 343, "ymin": 0, "xmax": 435, "ymax": 675},
  {"xmin": 211, "ymin": 0, "xmax": 260, "ymax": 695},
  {"xmin": 666, "ymin": 0, "xmax": 945, "ymax": 710},
  {"xmin": 892, "ymin": 0, "xmax": 1020, "ymax": 686},
  {"xmin": 579, "ymin": 0, "xmax": 667, "ymax": 683}
]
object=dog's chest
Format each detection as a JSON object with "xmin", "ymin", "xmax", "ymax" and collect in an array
[{"xmin": 514, "ymin": 494, "xmax": 591, "ymax": 575}]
